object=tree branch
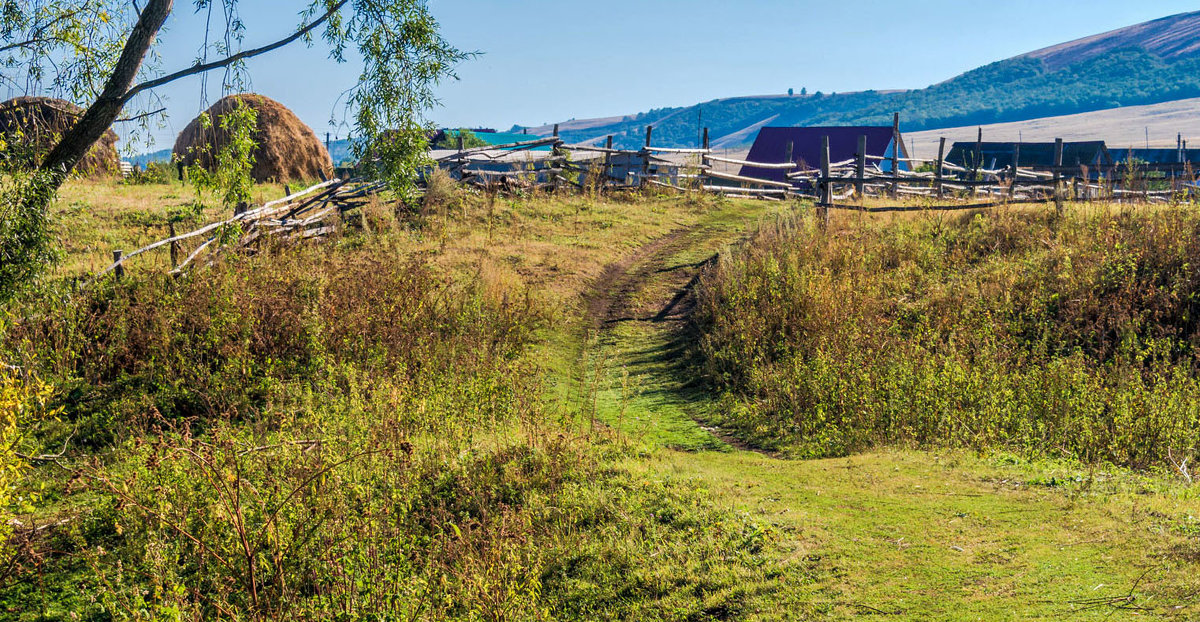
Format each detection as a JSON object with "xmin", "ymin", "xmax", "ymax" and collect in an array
[
  {"xmin": 113, "ymin": 106, "xmax": 167, "ymax": 123},
  {"xmin": 122, "ymin": 0, "xmax": 348, "ymax": 104}
]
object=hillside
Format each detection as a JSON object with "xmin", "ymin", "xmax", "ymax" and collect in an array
[
  {"xmin": 523, "ymin": 11, "xmax": 1200, "ymax": 149},
  {"xmin": 904, "ymin": 97, "xmax": 1200, "ymax": 159}
]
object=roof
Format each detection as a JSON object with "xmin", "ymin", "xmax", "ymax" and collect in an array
[
  {"xmin": 946, "ymin": 141, "xmax": 1112, "ymax": 169},
  {"xmin": 739, "ymin": 126, "xmax": 902, "ymax": 182},
  {"xmin": 1111, "ymin": 148, "xmax": 1200, "ymax": 165}
]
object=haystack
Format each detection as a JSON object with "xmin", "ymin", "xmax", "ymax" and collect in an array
[
  {"xmin": 173, "ymin": 94, "xmax": 331, "ymax": 183},
  {"xmin": 0, "ymin": 96, "xmax": 119, "ymax": 176}
]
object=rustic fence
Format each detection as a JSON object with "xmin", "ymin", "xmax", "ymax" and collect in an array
[
  {"xmin": 100, "ymin": 177, "xmax": 384, "ymax": 277},
  {"xmin": 436, "ymin": 126, "xmax": 1200, "ymax": 214}
]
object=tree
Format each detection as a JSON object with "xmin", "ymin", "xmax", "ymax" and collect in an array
[
  {"xmin": 787, "ymin": 88, "xmax": 794, "ymax": 96},
  {"xmin": 433, "ymin": 128, "xmax": 488, "ymax": 150},
  {"xmin": 0, "ymin": 0, "xmax": 470, "ymax": 300}
]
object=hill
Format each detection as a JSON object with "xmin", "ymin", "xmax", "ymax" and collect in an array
[
  {"xmin": 524, "ymin": 11, "xmax": 1200, "ymax": 149},
  {"xmin": 904, "ymin": 97, "xmax": 1200, "ymax": 159}
]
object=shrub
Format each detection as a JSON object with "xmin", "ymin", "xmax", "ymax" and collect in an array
[{"xmin": 693, "ymin": 207, "xmax": 1200, "ymax": 467}]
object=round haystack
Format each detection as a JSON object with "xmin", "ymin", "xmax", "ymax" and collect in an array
[
  {"xmin": 0, "ymin": 96, "xmax": 119, "ymax": 176},
  {"xmin": 173, "ymin": 94, "xmax": 332, "ymax": 183}
]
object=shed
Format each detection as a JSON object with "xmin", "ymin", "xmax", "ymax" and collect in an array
[
  {"xmin": 946, "ymin": 141, "xmax": 1113, "ymax": 170},
  {"xmin": 739, "ymin": 126, "xmax": 909, "ymax": 183}
]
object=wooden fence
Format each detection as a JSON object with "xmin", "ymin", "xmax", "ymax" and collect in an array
[{"xmin": 436, "ymin": 127, "xmax": 1200, "ymax": 212}]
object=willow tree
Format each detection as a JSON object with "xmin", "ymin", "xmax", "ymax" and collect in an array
[{"xmin": 0, "ymin": 0, "xmax": 468, "ymax": 300}]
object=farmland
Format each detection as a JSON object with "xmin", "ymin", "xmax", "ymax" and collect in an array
[{"xmin": 4, "ymin": 176, "xmax": 1200, "ymax": 619}]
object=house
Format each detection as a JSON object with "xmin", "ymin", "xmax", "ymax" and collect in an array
[
  {"xmin": 946, "ymin": 141, "xmax": 1113, "ymax": 170},
  {"xmin": 739, "ymin": 126, "xmax": 909, "ymax": 184}
]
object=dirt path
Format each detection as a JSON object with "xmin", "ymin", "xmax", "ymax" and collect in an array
[{"xmin": 565, "ymin": 203, "xmax": 1200, "ymax": 620}]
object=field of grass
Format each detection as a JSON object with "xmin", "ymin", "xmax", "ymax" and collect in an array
[{"xmin": 4, "ymin": 178, "xmax": 1200, "ymax": 620}]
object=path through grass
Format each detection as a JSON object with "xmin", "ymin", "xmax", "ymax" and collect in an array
[{"xmin": 563, "ymin": 202, "xmax": 1200, "ymax": 620}]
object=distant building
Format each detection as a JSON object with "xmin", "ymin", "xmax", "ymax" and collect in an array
[
  {"xmin": 739, "ymin": 126, "xmax": 909, "ymax": 184},
  {"xmin": 946, "ymin": 141, "xmax": 1113, "ymax": 170},
  {"xmin": 1112, "ymin": 147, "xmax": 1200, "ymax": 165}
]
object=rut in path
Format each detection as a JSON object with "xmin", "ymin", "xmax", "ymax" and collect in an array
[{"xmin": 572, "ymin": 217, "xmax": 762, "ymax": 451}]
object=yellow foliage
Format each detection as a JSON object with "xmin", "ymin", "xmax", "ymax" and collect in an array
[{"xmin": 0, "ymin": 365, "xmax": 55, "ymax": 547}]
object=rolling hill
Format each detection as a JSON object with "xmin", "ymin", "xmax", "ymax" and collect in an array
[{"xmin": 521, "ymin": 11, "xmax": 1200, "ymax": 149}]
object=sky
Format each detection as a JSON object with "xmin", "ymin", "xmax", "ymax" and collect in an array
[{"xmin": 70, "ymin": 0, "xmax": 1200, "ymax": 152}]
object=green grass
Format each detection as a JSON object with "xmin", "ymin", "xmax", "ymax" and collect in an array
[
  {"xmin": 566, "ymin": 198, "xmax": 1200, "ymax": 619},
  {"xmin": 7, "ymin": 181, "xmax": 1200, "ymax": 619}
]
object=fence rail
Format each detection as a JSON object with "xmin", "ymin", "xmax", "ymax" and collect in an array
[{"xmin": 433, "ymin": 126, "xmax": 1200, "ymax": 213}]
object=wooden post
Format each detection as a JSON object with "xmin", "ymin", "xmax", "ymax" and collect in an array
[
  {"xmin": 973, "ymin": 127, "xmax": 983, "ymax": 184},
  {"xmin": 820, "ymin": 135, "xmax": 832, "ymax": 228},
  {"xmin": 702, "ymin": 127, "xmax": 709, "ymax": 151},
  {"xmin": 112, "ymin": 250, "xmax": 124, "ymax": 279},
  {"xmin": 934, "ymin": 137, "xmax": 946, "ymax": 200},
  {"xmin": 1008, "ymin": 142, "xmax": 1021, "ymax": 200},
  {"xmin": 168, "ymin": 222, "xmax": 180, "ymax": 269},
  {"xmin": 604, "ymin": 135, "xmax": 613, "ymax": 182},
  {"xmin": 891, "ymin": 112, "xmax": 900, "ymax": 197},
  {"xmin": 1053, "ymin": 138, "xmax": 1064, "ymax": 215},
  {"xmin": 856, "ymin": 134, "xmax": 867, "ymax": 199},
  {"xmin": 642, "ymin": 126, "xmax": 653, "ymax": 184}
]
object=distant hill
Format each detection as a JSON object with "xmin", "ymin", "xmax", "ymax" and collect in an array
[
  {"xmin": 130, "ymin": 148, "xmax": 172, "ymax": 167},
  {"xmin": 522, "ymin": 11, "xmax": 1200, "ymax": 149}
]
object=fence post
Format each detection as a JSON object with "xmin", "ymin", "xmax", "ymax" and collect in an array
[
  {"xmin": 1008, "ymin": 142, "xmax": 1020, "ymax": 200},
  {"xmin": 604, "ymin": 135, "xmax": 613, "ymax": 183},
  {"xmin": 642, "ymin": 126, "xmax": 653, "ymax": 185},
  {"xmin": 856, "ymin": 135, "xmax": 867, "ymax": 199},
  {"xmin": 702, "ymin": 127, "xmax": 709, "ymax": 151},
  {"xmin": 1053, "ymin": 138, "xmax": 1064, "ymax": 215},
  {"xmin": 820, "ymin": 135, "xmax": 831, "ymax": 228},
  {"xmin": 168, "ymin": 222, "xmax": 180, "ymax": 269},
  {"xmin": 935, "ymin": 137, "xmax": 946, "ymax": 200},
  {"xmin": 112, "ymin": 249, "xmax": 124, "ymax": 279},
  {"xmin": 973, "ymin": 127, "xmax": 983, "ymax": 188},
  {"xmin": 891, "ymin": 112, "xmax": 900, "ymax": 197}
]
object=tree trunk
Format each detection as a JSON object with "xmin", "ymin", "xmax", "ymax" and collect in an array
[{"xmin": 39, "ymin": 0, "xmax": 174, "ymax": 185}]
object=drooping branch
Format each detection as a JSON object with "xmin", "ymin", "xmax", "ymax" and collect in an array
[
  {"xmin": 122, "ymin": 0, "xmax": 348, "ymax": 104},
  {"xmin": 38, "ymin": 0, "xmax": 174, "ymax": 180}
]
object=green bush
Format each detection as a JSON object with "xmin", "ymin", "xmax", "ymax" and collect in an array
[{"xmin": 693, "ymin": 207, "xmax": 1200, "ymax": 467}]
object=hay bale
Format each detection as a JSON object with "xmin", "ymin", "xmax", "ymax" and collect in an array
[
  {"xmin": 0, "ymin": 96, "xmax": 119, "ymax": 176},
  {"xmin": 173, "ymin": 94, "xmax": 332, "ymax": 183}
]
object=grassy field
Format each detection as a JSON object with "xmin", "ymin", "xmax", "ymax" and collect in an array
[{"xmin": 4, "ymin": 178, "xmax": 1200, "ymax": 620}]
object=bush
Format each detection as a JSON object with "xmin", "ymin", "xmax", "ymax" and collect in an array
[
  {"xmin": 0, "ymin": 171, "xmax": 58, "ymax": 305},
  {"xmin": 693, "ymin": 208, "xmax": 1200, "ymax": 467}
]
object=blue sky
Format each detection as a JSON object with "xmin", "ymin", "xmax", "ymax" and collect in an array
[{"xmin": 115, "ymin": 1, "xmax": 1199, "ymax": 150}]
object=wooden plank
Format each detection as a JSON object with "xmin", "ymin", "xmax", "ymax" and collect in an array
[
  {"xmin": 707, "ymin": 155, "xmax": 797, "ymax": 169},
  {"xmin": 644, "ymin": 146, "xmax": 710, "ymax": 154},
  {"xmin": 704, "ymin": 168, "xmax": 794, "ymax": 188}
]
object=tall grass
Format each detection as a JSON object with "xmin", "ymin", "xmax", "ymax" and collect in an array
[
  {"xmin": 693, "ymin": 205, "xmax": 1200, "ymax": 467},
  {"xmin": 3, "ymin": 228, "xmax": 779, "ymax": 620}
]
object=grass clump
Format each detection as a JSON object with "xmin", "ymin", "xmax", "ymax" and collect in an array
[{"xmin": 693, "ymin": 205, "xmax": 1200, "ymax": 467}]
